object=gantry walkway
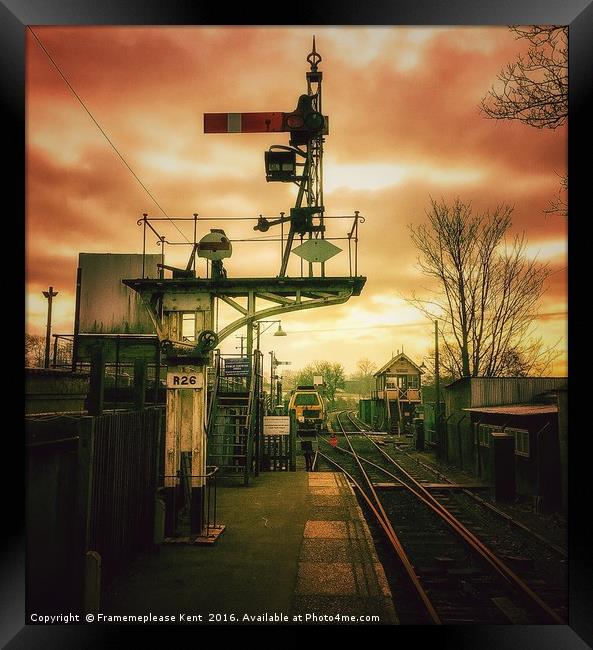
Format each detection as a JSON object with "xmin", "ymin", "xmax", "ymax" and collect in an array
[{"xmin": 103, "ymin": 461, "xmax": 397, "ymax": 625}]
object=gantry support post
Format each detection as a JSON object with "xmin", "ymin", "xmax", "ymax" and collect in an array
[{"xmin": 163, "ymin": 293, "xmax": 214, "ymax": 536}]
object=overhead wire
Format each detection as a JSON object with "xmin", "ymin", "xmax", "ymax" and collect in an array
[{"xmin": 28, "ymin": 26, "xmax": 190, "ymax": 243}]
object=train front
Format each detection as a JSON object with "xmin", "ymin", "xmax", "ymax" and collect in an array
[{"xmin": 289, "ymin": 386, "xmax": 325, "ymax": 432}]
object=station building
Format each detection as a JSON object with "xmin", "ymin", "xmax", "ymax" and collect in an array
[
  {"xmin": 358, "ymin": 352, "xmax": 424, "ymax": 433},
  {"xmin": 442, "ymin": 377, "xmax": 567, "ymax": 512}
]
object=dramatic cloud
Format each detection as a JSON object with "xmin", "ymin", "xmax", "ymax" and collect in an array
[{"xmin": 26, "ymin": 26, "xmax": 567, "ymax": 375}]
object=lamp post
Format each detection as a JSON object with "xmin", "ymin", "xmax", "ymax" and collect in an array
[
  {"xmin": 254, "ymin": 321, "xmax": 287, "ymax": 409},
  {"xmin": 269, "ymin": 350, "xmax": 276, "ymax": 407},
  {"xmin": 42, "ymin": 286, "xmax": 58, "ymax": 368},
  {"xmin": 268, "ymin": 349, "xmax": 291, "ymax": 413},
  {"xmin": 235, "ymin": 335, "xmax": 246, "ymax": 356},
  {"xmin": 433, "ymin": 320, "xmax": 442, "ymax": 458},
  {"xmin": 419, "ymin": 320, "xmax": 441, "ymax": 454},
  {"xmin": 254, "ymin": 320, "xmax": 286, "ymax": 352}
]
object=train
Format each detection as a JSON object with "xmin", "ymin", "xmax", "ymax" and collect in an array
[{"xmin": 287, "ymin": 385, "xmax": 327, "ymax": 432}]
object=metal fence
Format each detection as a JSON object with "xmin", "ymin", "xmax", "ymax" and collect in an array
[
  {"xmin": 88, "ymin": 408, "xmax": 163, "ymax": 584},
  {"xmin": 262, "ymin": 435, "xmax": 292, "ymax": 471}
]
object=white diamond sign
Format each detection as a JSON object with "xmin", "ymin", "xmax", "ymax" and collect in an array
[{"xmin": 292, "ymin": 239, "xmax": 342, "ymax": 263}]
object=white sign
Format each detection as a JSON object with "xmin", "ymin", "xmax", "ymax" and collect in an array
[
  {"xmin": 263, "ymin": 416, "xmax": 290, "ymax": 436},
  {"xmin": 292, "ymin": 239, "xmax": 341, "ymax": 263},
  {"xmin": 167, "ymin": 372, "xmax": 204, "ymax": 389},
  {"xmin": 313, "ymin": 375, "xmax": 323, "ymax": 386}
]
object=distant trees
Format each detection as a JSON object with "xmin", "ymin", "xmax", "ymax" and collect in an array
[
  {"xmin": 25, "ymin": 334, "xmax": 45, "ymax": 367},
  {"xmin": 481, "ymin": 26, "xmax": 567, "ymax": 216},
  {"xmin": 294, "ymin": 361, "xmax": 346, "ymax": 405},
  {"xmin": 408, "ymin": 198, "xmax": 556, "ymax": 378}
]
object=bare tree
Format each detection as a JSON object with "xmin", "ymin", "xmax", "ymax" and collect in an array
[
  {"xmin": 354, "ymin": 358, "xmax": 377, "ymax": 398},
  {"xmin": 408, "ymin": 198, "xmax": 554, "ymax": 378},
  {"xmin": 481, "ymin": 26, "xmax": 567, "ymax": 129},
  {"xmin": 543, "ymin": 172, "xmax": 568, "ymax": 218},
  {"xmin": 25, "ymin": 334, "xmax": 45, "ymax": 367},
  {"xmin": 495, "ymin": 339, "xmax": 561, "ymax": 377},
  {"xmin": 481, "ymin": 26, "xmax": 567, "ymax": 217}
]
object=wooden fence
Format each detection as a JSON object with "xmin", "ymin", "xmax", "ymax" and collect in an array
[{"xmin": 25, "ymin": 407, "xmax": 163, "ymax": 615}]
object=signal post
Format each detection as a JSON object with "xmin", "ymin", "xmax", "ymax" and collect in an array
[{"xmin": 124, "ymin": 39, "xmax": 366, "ymax": 539}]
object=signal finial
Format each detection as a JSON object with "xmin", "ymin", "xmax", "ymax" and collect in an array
[{"xmin": 307, "ymin": 35, "xmax": 322, "ymax": 72}]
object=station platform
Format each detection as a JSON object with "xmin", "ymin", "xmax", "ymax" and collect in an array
[{"xmin": 103, "ymin": 466, "xmax": 397, "ymax": 625}]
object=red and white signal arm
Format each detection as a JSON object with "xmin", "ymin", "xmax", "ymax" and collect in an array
[
  {"xmin": 204, "ymin": 112, "xmax": 285, "ymax": 133},
  {"xmin": 204, "ymin": 111, "xmax": 329, "ymax": 136}
]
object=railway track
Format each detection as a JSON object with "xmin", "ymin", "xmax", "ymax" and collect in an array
[{"xmin": 315, "ymin": 410, "xmax": 566, "ymax": 625}]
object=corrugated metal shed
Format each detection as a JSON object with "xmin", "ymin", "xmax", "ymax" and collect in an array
[
  {"xmin": 463, "ymin": 404, "xmax": 558, "ymax": 416},
  {"xmin": 444, "ymin": 377, "xmax": 567, "ymax": 410},
  {"xmin": 469, "ymin": 377, "xmax": 567, "ymax": 407}
]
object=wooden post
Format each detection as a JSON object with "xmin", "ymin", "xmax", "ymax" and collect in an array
[
  {"xmin": 289, "ymin": 410, "xmax": 297, "ymax": 471},
  {"xmin": 84, "ymin": 551, "xmax": 101, "ymax": 614},
  {"xmin": 490, "ymin": 432, "xmax": 515, "ymax": 503},
  {"xmin": 133, "ymin": 359, "xmax": 147, "ymax": 411},
  {"xmin": 72, "ymin": 267, "xmax": 82, "ymax": 372},
  {"xmin": 414, "ymin": 418, "xmax": 424, "ymax": 451},
  {"xmin": 87, "ymin": 345, "xmax": 105, "ymax": 416}
]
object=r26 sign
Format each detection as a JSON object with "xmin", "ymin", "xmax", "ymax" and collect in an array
[{"xmin": 166, "ymin": 373, "xmax": 203, "ymax": 389}]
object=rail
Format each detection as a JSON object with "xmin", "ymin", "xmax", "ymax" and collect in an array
[
  {"xmin": 329, "ymin": 411, "xmax": 441, "ymax": 624},
  {"xmin": 334, "ymin": 410, "xmax": 564, "ymax": 624}
]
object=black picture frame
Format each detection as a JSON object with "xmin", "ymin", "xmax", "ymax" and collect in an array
[{"xmin": 8, "ymin": 1, "xmax": 590, "ymax": 647}]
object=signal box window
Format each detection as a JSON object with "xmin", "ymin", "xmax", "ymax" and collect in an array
[
  {"xmin": 182, "ymin": 313, "xmax": 196, "ymax": 341},
  {"xmin": 478, "ymin": 424, "xmax": 496, "ymax": 447},
  {"xmin": 294, "ymin": 394, "xmax": 320, "ymax": 406},
  {"xmin": 509, "ymin": 428, "xmax": 530, "ymax": 457}
]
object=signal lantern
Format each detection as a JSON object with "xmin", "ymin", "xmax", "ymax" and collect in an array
[
  {"xmin": 282, "ymin": 94, "xmax": 327, "ymax": 145},
  {"xmin": 265, "ymin": 150, "xmax": 297, "ymax": 182}
]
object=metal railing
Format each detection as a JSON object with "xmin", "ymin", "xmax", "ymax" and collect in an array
[
  {"xmin": 136, "ymin": 212, "xmax": 365, "ymax": 280},
  {"xmin": 373, "ymin": 387, "xmax": 422, "ymax": 401},
  {"xmin": 161, "ymin": 466, "xmax": 220, "ymax": 538}
]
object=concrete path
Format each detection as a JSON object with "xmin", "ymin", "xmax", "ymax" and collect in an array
[{"xmin": 103, "ymin": 468, "xmax": 397, "ymax": 625}]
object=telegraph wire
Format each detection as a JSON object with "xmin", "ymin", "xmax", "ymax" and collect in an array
[{"xmin": 28, "ymin": 27, "xmax": 190, "ymax": 243}]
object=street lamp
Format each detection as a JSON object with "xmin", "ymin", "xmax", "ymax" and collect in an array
[
  {"xmin": 254, "ymin": 320, "xmax": 287, "ymax": 352},
  {"xmin": 42, "ymin": 286, "xmax": 58, "ymax": 368}
]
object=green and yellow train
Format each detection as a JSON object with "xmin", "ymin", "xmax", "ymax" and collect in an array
[{"xmin": 287, "ymin": 385, "xmax": 327, "ymax": 432}]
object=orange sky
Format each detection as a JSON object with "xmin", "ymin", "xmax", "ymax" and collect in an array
[{"xmin": 25, "ymin": 26, "xmax": 567, "ymax": 375}]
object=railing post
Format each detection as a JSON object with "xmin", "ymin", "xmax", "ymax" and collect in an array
[
  {"xmin": 133, "ymin": 358, "xmax": 147, "ymax": 411},
  {"xmin": 87, "ymin": 345, "xmax": 105, "ymax": 416},
  {"xmin": 289, "ymin": 410, "xmax": 297, "ymax": 471}
]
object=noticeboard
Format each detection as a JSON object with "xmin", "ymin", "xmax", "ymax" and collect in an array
[
  {"xmin": 224, "ymin": 358, "xmax": 251, "ymax": 377},
  {"xmin": 263, "ymin": 416, "xmax": 290, "ymax": 436}
]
